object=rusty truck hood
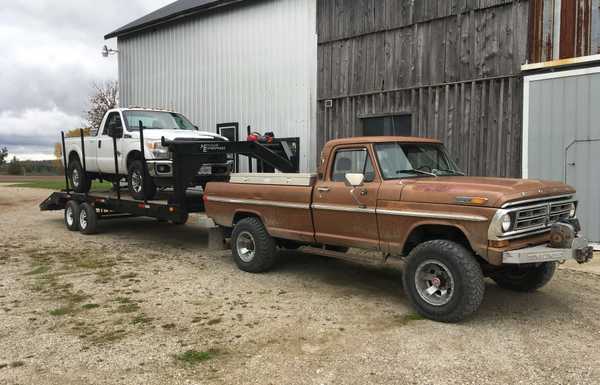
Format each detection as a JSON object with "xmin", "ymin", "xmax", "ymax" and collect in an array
[{"xmin": 398, "ymin": 176, "xmax": 575, "ymax": 207}]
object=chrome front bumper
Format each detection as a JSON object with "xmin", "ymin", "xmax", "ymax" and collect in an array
[{"xmin": 502, "ymin": 237, "xmax": 594, "ymax": 264}]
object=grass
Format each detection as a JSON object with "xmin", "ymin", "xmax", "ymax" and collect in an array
[
  {"xmin": 81, "ymin": 303, "xmax": 100, "ymax": 310},
  {"xmin": 174, "ymin": 350, "xmax": 218, "ymax": 365},
  {"xmin": 396, "ymin": 313, "xmax": 425, "ymax": 325},
  {"xmin": 49, "ymin": 307, "xmax": 72, "ymax": 316},
  {"xmin": 4, "ymin": 179, "xmax": 111, "ymax": 191},
  {"xmin": 132, "ymin": 314, "xmax": 153, "ymax": 325},
  {"xmin": 24, "ymin": 265, "xmax": 50, "ymax": 275}
]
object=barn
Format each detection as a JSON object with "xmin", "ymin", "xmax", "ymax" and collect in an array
[{"xmin": 106, "ymin": 0, "xmax": 600, "ymax": 240}]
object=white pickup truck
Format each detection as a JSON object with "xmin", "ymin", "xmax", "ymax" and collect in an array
[{"xmin": 63, "ymin": 108, "xmax": 229, "ymax": 200}]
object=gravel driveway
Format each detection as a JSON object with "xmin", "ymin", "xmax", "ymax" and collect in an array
[{"xmin": 1, "ymin": 185, "xmax": 599, "ymax": 385}]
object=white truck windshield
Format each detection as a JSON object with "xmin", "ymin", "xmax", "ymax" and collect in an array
[{"xmin": 123, "ymin": 111, "xmax": 196, "ymax": 131}]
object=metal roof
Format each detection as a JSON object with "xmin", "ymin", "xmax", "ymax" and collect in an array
[{"xmin": 104, "ymin": 0, "xmax": 249, "ymax": 39}]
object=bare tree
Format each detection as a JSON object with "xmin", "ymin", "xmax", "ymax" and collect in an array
[
  {"xmin": 0, "ymin": 147, "xmax": 8, "ymax": 166},
  {"xmin": 86, "ymin": 81, "xmax": 119, "ymax": 132}
]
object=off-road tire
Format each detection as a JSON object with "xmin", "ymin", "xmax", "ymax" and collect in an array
[
  {"xmin": 78, "ymin": 203, "xmax": 98, "ymax": 235},
  {"xmin": 127, "ymin": 160, "xmax": 157, "ymax": 201},
  {"xmin": 231, "ymin": 217, "xmax": 277, "ymax": 273},
  {"xmin": 402, "ymin": 240, "xmax": 485, "ymax": 323},
  {"xmin": 64, "ymin": 201, "xmax": 80, "ymax": 231},
  {"xmin": 68, "ymin": 158, "xmax": 91, "ymax": 193},
  {"xmin": 492, "ymin": 262, "xmax": 556, "ymax": 292}
]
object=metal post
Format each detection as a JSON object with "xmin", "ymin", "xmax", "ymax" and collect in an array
[
  {"xmin": 247, "ymin": 125, "xmax": 253, "ymax": 173},
  {"xmin": 112, "ymin": 134, "xmax": 121, "ymax": 201},
  {"xmin": 138, "ymin": 121, "xmax": 148, "ymax": 204},
  {"xmin": 79, "ymin": 129, "xmax": 87, "ymax": 194},
  {"xmin": 61, "ymin": 131, "xmax": 70, "ymax": 192}
]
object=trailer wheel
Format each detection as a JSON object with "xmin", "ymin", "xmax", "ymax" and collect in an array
[
  {"xmin": 491, "ymin": 262, "xmax": 556, "ymax": 292},
  {"xmin": 127, "ymin": 160, "xmax": 157, "ymax": 201},
  {"xmin": 402, "ymin": 240, "xmax": 485, "ymax": 323},
  {"xmin": 64, "ymin": 201, "xmax": 80, "ymax": 231},
  {"xmin": 78, "ymin": 203, "xmax": 98, "ymax": 235},
  {"xmin": 68, "ymin": 159, "xmax": 91, "ymax": 193},
  {"xmin": 231, "ymin": 217, "xmax": 277, "ymax": 273}
]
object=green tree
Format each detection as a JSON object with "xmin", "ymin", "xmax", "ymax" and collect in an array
[
  {"xmin": 7, "ymin": 156, "xmax": 24, "ymax": 176},
  {"xmin": 0, "ymin": 147, "xmax": 7, "ymax": 166}
]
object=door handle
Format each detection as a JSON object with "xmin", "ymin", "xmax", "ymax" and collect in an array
[
  {"xmin": 317, "ymin": 187, "xmax": 330, "ymax": 192},
  {"xmin": 98, "ymin": 140, "xmax": 101, "ymax": 149}
]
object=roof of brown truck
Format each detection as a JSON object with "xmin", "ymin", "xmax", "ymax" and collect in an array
[{"xmin": 325, "ymin": 136, "xmax": 442, "ymax": 146}]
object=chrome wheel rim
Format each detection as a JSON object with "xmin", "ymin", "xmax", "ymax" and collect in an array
[
  {"xmin": 66, "ymin": 206, "xmax": 74, "ymax": 226},
  {"xmin": 79, "ymin": 209, "xmax": 88, "ymax": 230},
  {"xmin": 131, "ymin": 170, "xmax": 143, "ymax": 193},
  {"xmin": 72, "ymin": 168, "xmax": 80, "ymax": 187},
  {"xmin": 415, "ymin": 259, "xmax": 455, "ymax": 306},
  {"xmin": 236, "ymin": 231, "xmax": 256, "ymax": 263}
]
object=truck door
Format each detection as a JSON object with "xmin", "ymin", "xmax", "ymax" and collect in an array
[
  {"xmin": 97, "ymin": 112, "xmax": 124, "ymax": 175},
  {"xmin": 312, "ymin": 146, "xmax": 381, "ymax": 250}
]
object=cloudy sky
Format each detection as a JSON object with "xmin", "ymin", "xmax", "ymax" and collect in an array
[{"xmin": 0, "ymin": 0, "xmax": 172, "ymax": 160}]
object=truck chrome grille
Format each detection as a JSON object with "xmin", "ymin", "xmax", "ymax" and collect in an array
[{"xmin": 511, "ymin": 198, "xmax": 575, "ymax": 234}]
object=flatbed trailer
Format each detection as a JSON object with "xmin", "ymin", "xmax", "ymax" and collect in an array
[{"xmin": 40, "ymin": 127, "xmax": 300, "ymax": 234}]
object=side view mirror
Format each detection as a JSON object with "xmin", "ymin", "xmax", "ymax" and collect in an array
[
  {"xmin": 108, "ymin": 125, "xmax": 123, "ymax": 139},
  {"xmin": 345, "ymin": 173, "xmax": 365, "ymax": 187}
]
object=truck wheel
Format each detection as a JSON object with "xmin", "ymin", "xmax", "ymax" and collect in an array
[
  {"xmin": 78, "ymin": 203, "xmax": 98, "ymax": 235},
  {"xmin": 127, "ymin": 160, "xmax": 157, "ymax": 200},
  {"xmin": 402, "ymin": 240, "xmax": 485, "ymax": 323},
  {"xmin": 231, "ymin": 217, "xmax": 277, "ymax": 273},
  {"xmin": 492, "ymin": 263, "xmax": 556, "ymax": 292},
  {"xmin": 68, "ymin": 159, "xmax": 92, "ymax": 193},
  {"xmin": 64, "ymin": 201, "xmax": 80, "ymax": 231}
]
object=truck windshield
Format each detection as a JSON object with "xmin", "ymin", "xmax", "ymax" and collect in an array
[
  {"xmin": 123, "ymin": 111, "xmax": 196, "ymax": 131},
  {"xmin": 374, "ymin": 142, "xmax": 463, "ymax": 179}
]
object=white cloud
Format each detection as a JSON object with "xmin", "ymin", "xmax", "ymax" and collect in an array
[{"xmin": 0, "ymin": 0, "xmax": 173, "ymax": 159}]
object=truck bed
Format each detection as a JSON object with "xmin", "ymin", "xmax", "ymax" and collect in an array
[{"xmin": 204, "ymin": 179, "xmax": 315, "ymax": 243}]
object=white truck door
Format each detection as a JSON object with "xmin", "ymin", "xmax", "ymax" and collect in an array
[{"xmin": 97, "ymin": 111, "xmax": 124, "ymax": 175}]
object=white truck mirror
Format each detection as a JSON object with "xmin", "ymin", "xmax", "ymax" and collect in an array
[{"xmin": 345, "ymin": 173, "xmax": 364, "ymax": 187}]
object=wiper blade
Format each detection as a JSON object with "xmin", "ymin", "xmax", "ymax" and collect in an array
[
  {"xmin": 437, "ymin": 169, "xmax": 465, "ymax": 176},
  {"xmin": 397, "ymin": 169, "xmax": 437, "ymax": 177}
]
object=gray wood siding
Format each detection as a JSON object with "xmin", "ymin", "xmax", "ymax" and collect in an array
[{"xmin": 317, "ymin": 0, "xmax": 530, "ymax": 177}]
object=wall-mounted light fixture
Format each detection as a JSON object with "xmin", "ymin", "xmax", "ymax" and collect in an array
[{"xmin": 101, "ymin": 45, "xmax": 119, "ymax": 58}]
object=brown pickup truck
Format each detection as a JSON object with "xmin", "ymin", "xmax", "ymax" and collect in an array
[{"xmin": 204, "ymin": 136, "xmax": 593, "ymax": 322}]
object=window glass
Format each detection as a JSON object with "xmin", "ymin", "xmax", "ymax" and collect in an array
[
  {"xmin": 102, "ymin": 112, "xmax": 122, "ymax": 135},
  {"xmin": 122, "ymin": 111, "xmax": 196, "ymax": 131},
  {"xmin": 374, "ymin": 142, "xmax": 461, "ymax": 179},
  {"xmin": 331, "ymin": 149, "xmax": 375, "ymax": 182}
]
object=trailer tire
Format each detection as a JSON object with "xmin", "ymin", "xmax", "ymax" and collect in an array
[
  {"xmin": 402, "ymin": 240, "xmax": 485, "ymax": 323},
  {"xmin": 231, "ymin": 217, "xmax": 277, "ymax": 273},
  {"xmin": 68, "ymin": 159, "xmax": 91, "ymax": 193},
  {"xmin": 491, "ymin": 262, "xmax": 556, "ymax": 292},
  {"xmin": 64, "ymin": 201, "xmax": 80, "ymax": 231},
  {"xmin": 127, "ymin": 160, "xmax": 157, "ymax": 201},
  {"xmin": 78, "ymin": 203, "xmax": 98, "ymax": 235}
]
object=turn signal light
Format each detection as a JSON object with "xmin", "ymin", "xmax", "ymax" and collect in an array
[
  {"xmin": 455, "ymin": 196, "xmax": 489, "ymax": 205},
  {"xmin": 489, "ymin": 240, "xmax": 509, "ymax": 248}
]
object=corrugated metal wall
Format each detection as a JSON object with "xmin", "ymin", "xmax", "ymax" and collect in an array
[
  {"xmin": 117, "ymin": 0, "xmax": 318, "ymax": 171},
  {"xmin": 524, "ymin": 67, "xmax": 600, "ymax": 241}
]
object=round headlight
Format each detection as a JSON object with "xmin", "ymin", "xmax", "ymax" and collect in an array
[
  {"xmin": 569, "ymin": 203, "xmax": 576, "ymax": 218},
  {"xmin": 501, "ymin": 214, "xmax": 512, "ymax": 232}
]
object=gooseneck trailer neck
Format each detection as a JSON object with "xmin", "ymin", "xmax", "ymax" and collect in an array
[{"xmin": 41, "ymin": 128, "xmax": 300, "ymax": 227}]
